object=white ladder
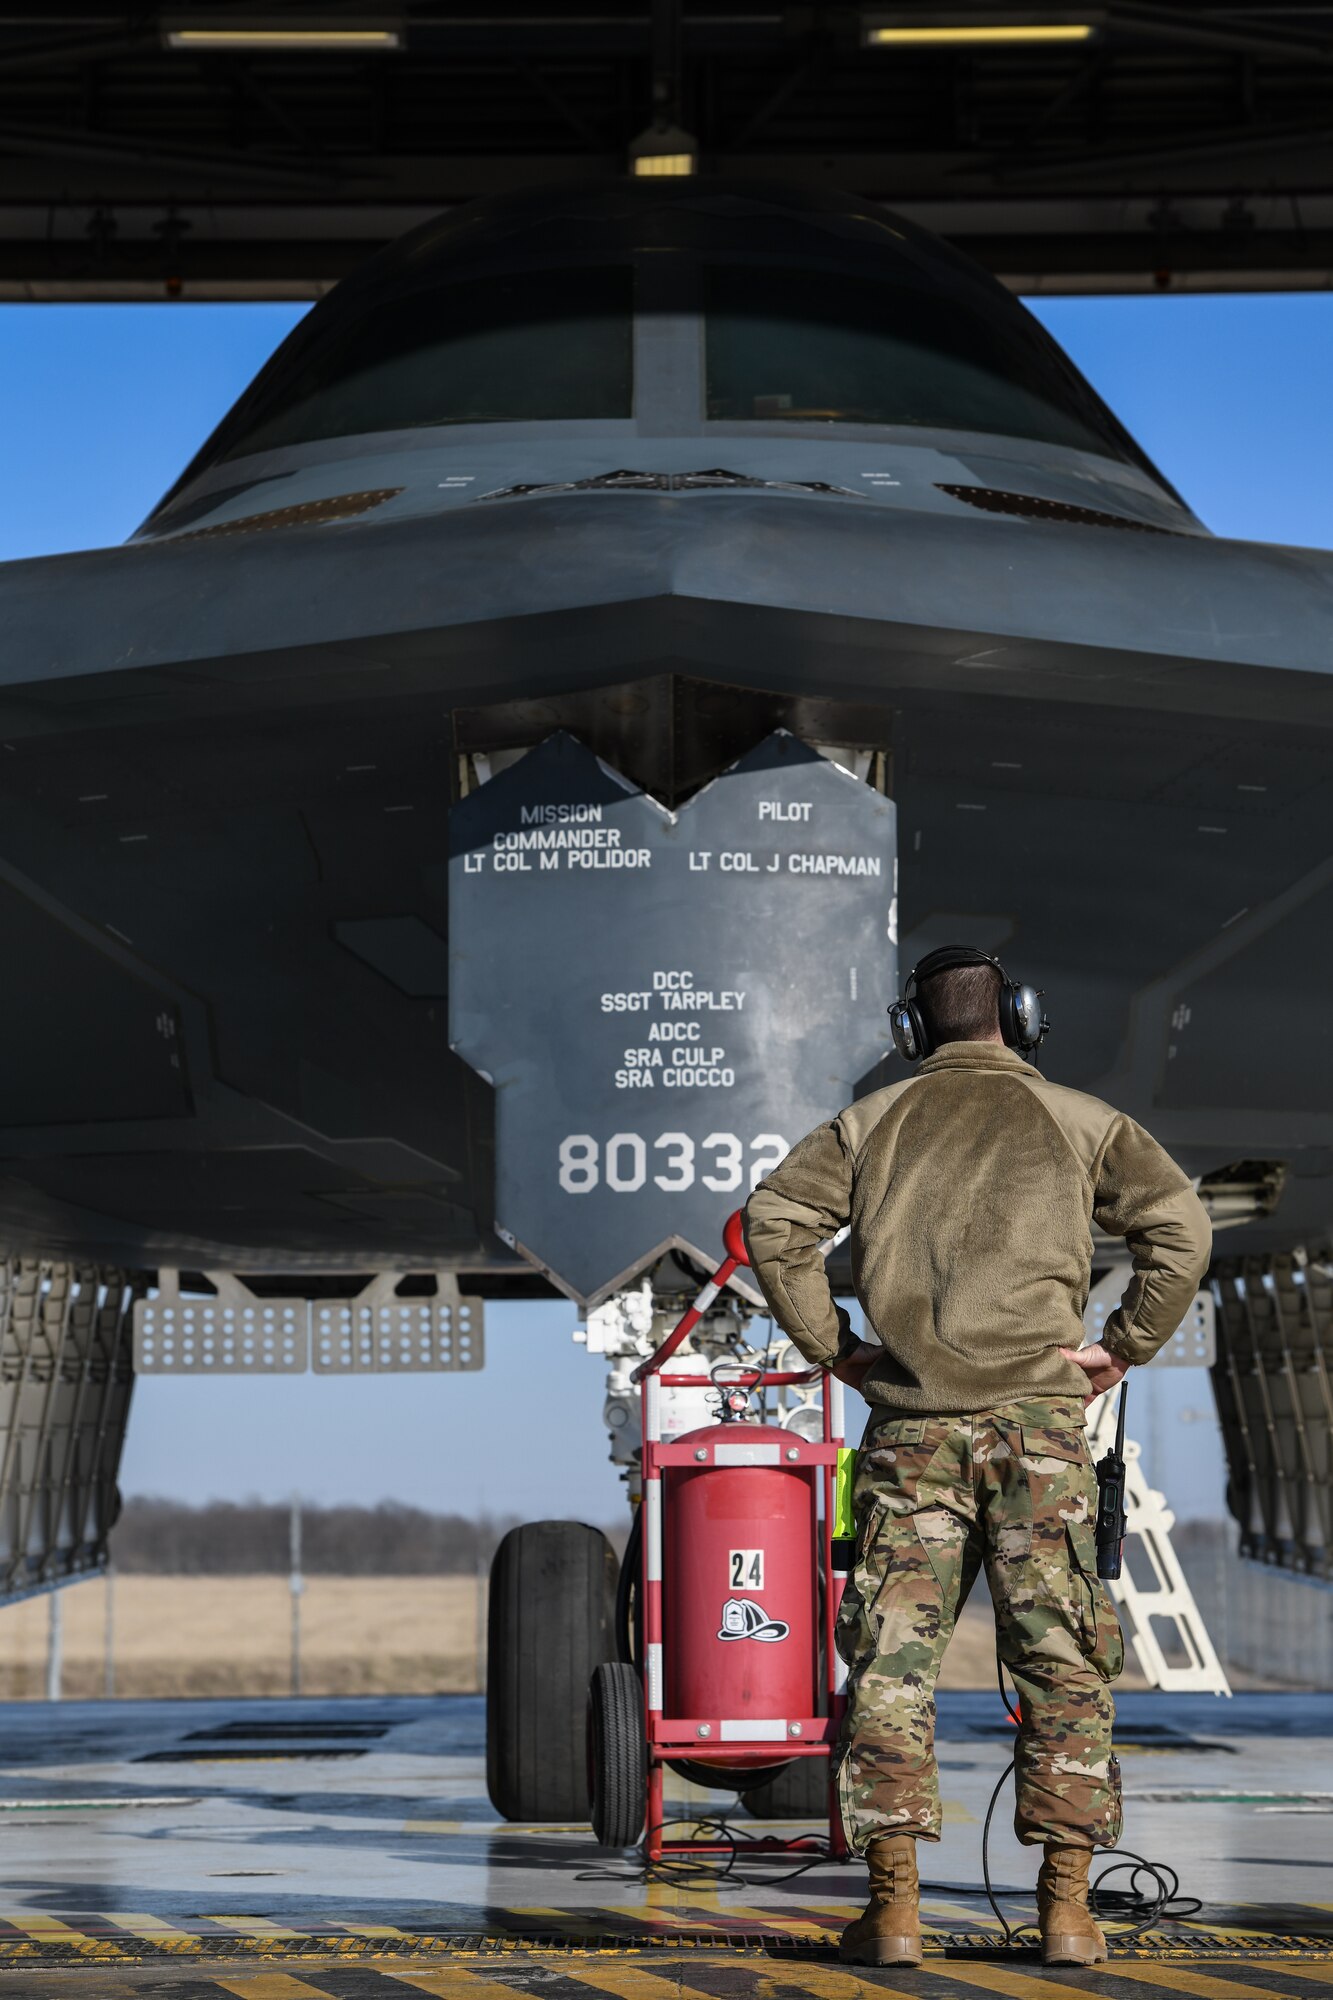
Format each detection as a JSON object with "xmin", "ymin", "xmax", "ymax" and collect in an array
[{"xmin": 1083, "ymin": 1266, "xmax": 1231, "ymax": 1697}]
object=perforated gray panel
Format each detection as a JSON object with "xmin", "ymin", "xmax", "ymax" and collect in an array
[
  {"xmin": 1084, "ymin": 1266, "xmax": 1216, "ymax": 1366},
  {"xmin": 134, "ymin": 1273, "xmax": 306, "ymax": 1372},
  {"xmin": 312, "ymin": 1275, "xmax": 482, "ymax": 1373},
  {"xmin": 133, "ymin": 1271, "xmax": 484, "ymax": 1374}
]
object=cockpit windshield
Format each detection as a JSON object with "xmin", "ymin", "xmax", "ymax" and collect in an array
[
  {"xmin": 213, "ymin": 265, "xmax": 634, "ymax": 461},
  {"xmin": 705, "ymin": 266, "xmax": 1140, "ymax": 463},
  {"xmin": 195, "ymin": 239, "xmax": 1147, "ymax": 475}
]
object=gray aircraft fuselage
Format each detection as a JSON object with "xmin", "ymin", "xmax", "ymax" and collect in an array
[{"xmin": 0, "ymin": 179, "xmax": 1328, "ymax": 1284}]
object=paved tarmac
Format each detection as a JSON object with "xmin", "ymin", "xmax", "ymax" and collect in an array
[{"xmin": 0, "ymin": 1690, "xmax": 1328, "ymax": 1996}]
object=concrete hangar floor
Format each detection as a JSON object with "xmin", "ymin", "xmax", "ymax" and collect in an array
[{"xmin": 0, "ymin": 1691, "xmax": 1328, "ymax": 1999}]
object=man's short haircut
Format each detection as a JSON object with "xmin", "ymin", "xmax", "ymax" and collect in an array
[{"xmin": 918, "ymin": 961, "xmax": 1003, "ymax": 1045}]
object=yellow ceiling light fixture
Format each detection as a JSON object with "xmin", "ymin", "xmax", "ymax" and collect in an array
[
  {"xmin": 862, "ymin": 10, "xmax": 1103, "ymax": 46},
  {"xmin": 163, "ymin": 16, "xmax": 403, "ymax": 50},
  {"xmin": 628, "ymin": 123, "xmax": 698, "ymax": 178},
  {"xmin": 633, "ymin": 152, "xmax": 695, "ymax": 177}
]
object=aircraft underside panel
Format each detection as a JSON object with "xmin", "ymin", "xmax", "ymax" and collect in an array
[
  {"xmin": 448, "ymin": 731, "xmax": 897, "ymax": 1305},
  {"xmin": 1212, "ymin": 1256, "xmax": 1333, "ymax": 1584},
  {"xmin": 0, "ymin": 1260, "xmax": 137, "ymax": 1606}
]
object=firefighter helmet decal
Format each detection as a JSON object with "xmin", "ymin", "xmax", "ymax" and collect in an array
[{"xmin": 717, "ymin": 1597, "xmax": 790, "ymax": 1642}]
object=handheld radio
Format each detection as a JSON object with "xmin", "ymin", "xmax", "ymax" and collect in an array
[{"xmin": 1094, "ymin": 1381, "xmax": 1129, "ymax": 1580}]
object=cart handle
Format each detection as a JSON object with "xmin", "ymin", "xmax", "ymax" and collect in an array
[
  {"xmin": 630, "ymin": 1209, "xmax": 750, "ymax": 1385},
  {"xmin": 658, "ymin": 1371, "xmax": 823, "ymax": 1393},
  {"xmin": 688, "ymin": 1363, "xmax": 823, "ymax": 1389}
]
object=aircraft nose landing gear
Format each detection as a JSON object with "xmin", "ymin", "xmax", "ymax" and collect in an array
[{"xmin": 487, "ymin": 1214, "xmax": 847, "ymax": 1846}]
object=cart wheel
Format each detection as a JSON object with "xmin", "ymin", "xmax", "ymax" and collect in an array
[
  {"xmin": 588, "ymin": 1660, "xmax": 647, "ymax": 1848},
  {"xmin": 741, "ymin": 1756, "xmax": 829, "ymax": 1820},
  {"xmin": 487, "ymin": 1520, "xmax": 618, "ymax": 1822}
]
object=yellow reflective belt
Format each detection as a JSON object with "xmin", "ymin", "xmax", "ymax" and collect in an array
[{"xmin": 834, "ymin": 1446, "xmax": 857, "ymax": 1542}]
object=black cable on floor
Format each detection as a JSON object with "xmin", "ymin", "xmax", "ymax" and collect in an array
[
  {"xmin": 1091, "ymin": 1852, "xmax": 1201, "ymax": 1939},
  {"xmin": 980, "ymin": 1645, "xmax": 1202, "ymax": 1945},
  {"xmin": 980, "ymin": 1749, "xmax": 1028, "ymax": 1942},
  {"xmin": 584, "ymin": 1640, "xmax": 1202, "ymax": 1934},
  {"xmin": 577, "ymin": 1815, "xmax": 839, "ymax": 1888}
]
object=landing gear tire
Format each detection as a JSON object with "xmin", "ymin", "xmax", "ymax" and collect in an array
[
  {"xmin": 741, "ymin": 1757, "xmax": 830, "ymax": 1819},
  {"xmin": 486, "ymin": 1520, "xmax": 618, "ymax": 1822},
  {"xmin": 588, "ymin": 1659, "xmax": 647, "ymax": 1848}
]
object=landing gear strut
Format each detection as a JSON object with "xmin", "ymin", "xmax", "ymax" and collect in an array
[{"xmin": 487, "ymin": 1235, "xmax": 844, "ymax": 1831}]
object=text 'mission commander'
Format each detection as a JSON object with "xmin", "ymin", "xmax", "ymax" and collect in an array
[{"xmin": 743, "ymin": 945, "xmax": 1211, "ymax": 1971}]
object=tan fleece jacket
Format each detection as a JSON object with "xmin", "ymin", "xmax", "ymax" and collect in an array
[{"xmin": 743, "ymin": 1041, "xmax": 1212, "ymax": 1413}]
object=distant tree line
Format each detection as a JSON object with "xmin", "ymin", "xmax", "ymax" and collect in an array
[{"xmin": 112, "ymin": 1498, "xmax": 528, "ymax": 1574}]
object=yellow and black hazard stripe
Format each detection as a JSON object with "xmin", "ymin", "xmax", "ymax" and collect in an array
[
  {"xmin": 0, "ymin": 1909, "xmax": 1330, "ymax": 1999},
  {"xmin": 4, "ymin": 1947, "xmax": 1333, "ymax": 1998}
]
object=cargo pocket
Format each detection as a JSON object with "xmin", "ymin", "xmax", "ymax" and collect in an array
[
  {"xmin": 873, "ymin": 1418, "xmax": 927, "ymax": 1446},
  {"xmin": 1020, "ymin": 1425, "xmax": 1087, "ymax": 1465},
  {"xmin": 858, "ymin": 1417, "xmax": 927, "ymax": 1485},
  {"xmin": 859, "ymin": 1418, "xmax": 942, "ymax": 1525},
  {"xmin": 1006, "ymin": 1422, "xmax": 1094, "ymax": 1568},
  {"xmin": 1067, "ymin": 1517, "xmax": 1125, "ymax": 1682},
  {"xmin": 912, "ymin": 1505, "xmax": 968, "ymax": 1603}
]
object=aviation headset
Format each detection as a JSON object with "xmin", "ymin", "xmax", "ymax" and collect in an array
[{"xmin": 888, "ymin": 945, "xmax": 1049, "ymax": 1063}]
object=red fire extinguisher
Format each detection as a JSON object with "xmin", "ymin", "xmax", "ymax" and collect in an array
[
  {"xmin": 587, "ymin": 1210, "xmax": 850, "ymax": 1862},
  {"xmin": 665, "ymin": 1415, "xmax": 818, "ymax": 1733}
]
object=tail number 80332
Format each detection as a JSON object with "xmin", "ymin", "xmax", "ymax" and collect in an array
[{"xmin": 557, "ymin": 1132, "xmax": 788, "ymax": 1195}]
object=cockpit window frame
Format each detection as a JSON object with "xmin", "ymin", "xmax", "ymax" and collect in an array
[
  {"xmin": 698, "ymin": 258, "xmax": 1160, "ymax": 480},
  {"xmin": 169, "ymin": 257, "xmax": 642, "ymax": 483}
]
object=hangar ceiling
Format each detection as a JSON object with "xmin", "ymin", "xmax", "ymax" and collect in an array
[{"xmin": 1, "ymin": 3, "xmax": 1332, "ymax": 297}]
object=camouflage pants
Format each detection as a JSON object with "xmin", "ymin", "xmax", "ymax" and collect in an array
[{"xmin": 835, "ymin": 1397, "xmax": 1123, "ymax": 1853}]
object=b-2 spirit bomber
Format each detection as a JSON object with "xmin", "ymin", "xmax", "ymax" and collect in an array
[{"xmin": 0, "ymin": 181, "xmax": 1329, "ymax": 1635}]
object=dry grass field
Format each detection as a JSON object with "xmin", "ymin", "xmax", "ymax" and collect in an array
[
  {"xmin": 0, "ymin": 1575, "xmax": 487, "ymax": 1700},
  {"xmin": 0, "ymin": 1573, "xmax": 1148, "ymax": 1700}
]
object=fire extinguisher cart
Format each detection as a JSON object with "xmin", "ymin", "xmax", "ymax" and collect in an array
[{"xmin": 588, "ymin": 1211, "xmax": 851, "ymax": 1862}]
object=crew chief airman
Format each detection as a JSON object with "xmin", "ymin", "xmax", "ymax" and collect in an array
[{"xmin": 743, "ymin": 946, "xmax": 1212, "ymax": 1970}]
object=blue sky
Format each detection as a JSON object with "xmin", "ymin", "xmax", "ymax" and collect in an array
[
  {"xmin": 5, "ymin": 288, "xmax": 1321, "ymax": 1523},
  {"xmin": 1031, "ymin": 293, "xmax": 1333, "ymax": 547},
  {"xmin": 3, "ymin": 292, "xmax": 1331, "ymax": 558}
]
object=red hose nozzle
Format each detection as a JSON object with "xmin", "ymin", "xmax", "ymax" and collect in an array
[{"xmin": 722, "ymin": 1208, "xmax": 750, "ymax": 1267}]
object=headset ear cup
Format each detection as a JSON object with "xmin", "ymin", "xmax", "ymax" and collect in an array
[
  {"xmin": 998, "ymin": 983, "xmax": 1018, "ymax": 1049},
  {"xmin": 1012, "ymin": 980, "xmax": 1040, "ymax": 1048},
  {"xmin": 1012, "ymin": 984, "xmax": 1044, "ymax": 1052},
  {"xmin": 889, "ymin": 999, "xmax": 930, "ymax": 1063}
]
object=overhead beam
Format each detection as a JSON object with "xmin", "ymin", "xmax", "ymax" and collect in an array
[
  {"xmin": 0, "ymin": 4, "xmax": 1323, "ymax": 299},
  {"xmin": 0, "ymin": 27, "xmax": 154, "ymax": 71},
  {"xmin": 994, "ymin": 117, "xmax": 1333, "ymax": 185},
  {"xmin": 1108, "ymin": 3, "xmax": 1333, "ymax": 66},
  {"xmin": 0, "ymin": 200, "xmax": 1328, "ymax": 298},
  {"xmin": 0, "ymin": 119, "xmax": 342, "ymax": 186}
]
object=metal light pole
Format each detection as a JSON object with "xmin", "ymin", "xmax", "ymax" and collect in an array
[
  {"xmin": 45, "ymin": 1589, "xmax": 62, "ymax": 1702},
  {"xmin": 289, "ymin": 1493, "xmax": 303, "ymax": 1698},
  {"xmin": 104, "ymin": 1564, "xmax": 116, "ymax": 1700}
]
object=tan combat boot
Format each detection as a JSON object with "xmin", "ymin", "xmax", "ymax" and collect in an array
[
  {"xmin": 839, "ymin": 1834, "xmax": 922, "ymax": 1968},
  {"xmin": 1038, "ymin": 1843, "xmax": 1108, "ymax": 1966}
]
